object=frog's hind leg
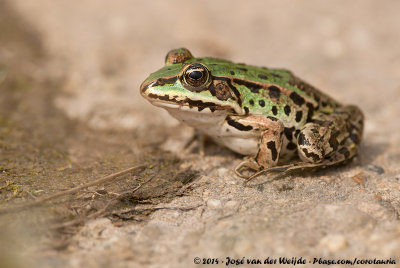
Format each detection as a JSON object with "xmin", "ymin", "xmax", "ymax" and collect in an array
[
  {"xmin": 246, "ymin": 106, "xmax": 363, "ymax": 182},
  {"xmin": 297, "ymin": 105, "xmax": 364, "ymax": 169}
]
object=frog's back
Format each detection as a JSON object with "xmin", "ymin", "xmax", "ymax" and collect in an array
[{"xmin": 199, "ymin": 58, "xmax": 340, "ymax": 127}]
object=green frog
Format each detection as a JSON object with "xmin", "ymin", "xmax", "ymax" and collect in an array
[{"xmin": 140, "ymin": 48, "xmax": 364, "ymax": 181}]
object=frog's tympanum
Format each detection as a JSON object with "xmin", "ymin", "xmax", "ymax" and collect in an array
[{"xmin": 140, "ymin": 48, "xmax": 364, "ymax": 181}]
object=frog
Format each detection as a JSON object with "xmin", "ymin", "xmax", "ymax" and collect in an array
[{"xmin": 140, "ymin": 48, "xmax": 364, "ymax": 181}]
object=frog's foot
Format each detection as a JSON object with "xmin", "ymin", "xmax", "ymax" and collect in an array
[
  {"xmin": 183, "ymin": 131, "xmax": 206, "ymax": 156},
  {"xmin": 236, "ymin": 161, "xmax": 300, "ymax": 182},
  {"xmin": 234, "ymin": 159, "xmax": 260, "ymax": 178},
  {"xmin": 245, "ymin": 156, "xmax": 352, "ymax": 183},
  {"xmin": 245, "ymin": 162, "xmax": 321, "ymax": 182}
]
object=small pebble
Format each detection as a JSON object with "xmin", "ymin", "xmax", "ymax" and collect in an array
[
  {"xmin": 207, "ymin": 199, "xmax": 221, "ymax": 208},
  {"xmin": 217, "ymin": 167, "xmax": 228, "ymax": 177},
  {"xmin": 366, "ymin": 165, "xmax": 384, "ymax": 174},
  {"xmin": 233, "ymin": 239, "xmax": 254, "ymax": 255},
  {"xmin": 319, "ymin": 234, "xmax": 348, "ymax": 252},
  {"xmin": 225, "ymin": 200, "xmax": 238, "ymax": 209}
]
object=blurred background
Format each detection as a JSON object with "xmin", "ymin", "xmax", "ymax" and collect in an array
[{"xmin": 1, "ymin": 0, "xmax": 399, "ymax": 267}]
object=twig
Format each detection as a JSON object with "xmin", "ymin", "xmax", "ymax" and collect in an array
[
  {"xmin": 112, "ymin": 204, "xmax": 203, "ymax": 220},
  {"xmin": 0, "ymin": 164, "xmax": 146, "ymax": 214},
  {"xmin": 51, "ymin": 174, "xmax": 155, "ymax": 229}
]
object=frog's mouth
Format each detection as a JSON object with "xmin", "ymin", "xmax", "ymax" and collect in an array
[{"xmin": 145, "ymin": 93, "xmax": 232, "ymax": 114}]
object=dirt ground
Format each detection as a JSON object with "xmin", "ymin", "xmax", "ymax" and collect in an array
[{"xmin": 0, "ymin": 0, "xmax": 399, "ymax": 267}]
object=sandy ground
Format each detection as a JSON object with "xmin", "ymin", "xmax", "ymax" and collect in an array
[{"xmin": 0, "ymin": 0, "xmax": 399, "ymax": 267}]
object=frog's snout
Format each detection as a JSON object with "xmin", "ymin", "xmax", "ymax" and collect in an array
[{"xmin": 140, "ymin": 79, "xmax": 155, "ymax": 96}]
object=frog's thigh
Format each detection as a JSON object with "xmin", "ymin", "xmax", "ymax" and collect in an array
[
  {"xmin": 236, "ymin": 116, "xmax": 284, "ymax": 168},
  {"xmin": 297, "ymin": 105, "xmax": 363, "ymax": 164}
]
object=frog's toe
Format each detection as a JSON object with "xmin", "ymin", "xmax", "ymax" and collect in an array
[{"xmin": 234, "ymin": 159, "xmax": 260, "ymax": 178}]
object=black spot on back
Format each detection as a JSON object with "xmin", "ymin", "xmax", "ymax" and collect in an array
[
  {"xmin": 244, "ymin": 106, "xmax": 249, "ymax": 115},
  {"xmin": 284, "ymin": 127, "xmax": 295, "ymax": 141},
  {"xmin": 249, "ymin": 99, "xmax": 254, "ymax": 106},
  {"xmin": 284, "ymin": 105, "xmax": 291, "ymax": 116},
  {"xmin": 259, "ymin": 100, "xmax": 265, "ymax": 107},
  {"xmin": 232, "ymin": 78, "xmax": 263, "ymax": 93},
  {"xmin": 306, "ymin": 103, "xmax": 314, "ymax": 122},
  {"xmin": 295, "ymin": 111, "xmax": 303, "ymax": 122},
  {"xmin": 271, "ymin": 73, "xmax": 282, "ymax": 78},
  {"xmin": 237, "ymin": 67, "xmax": 248, "ymax": 72},
  {"xmin": 268, "ymin": 86, "xmax": 281, "ymax": 99},
  {"xmin": 258, "ymin": 74, "xmax": 268, "ymax": 80},
  {"xmin": 230, "ymin": 71, "xmax": 235, "ymax": 75},
  {"xmin": 272, "ymin": 106, "xmax": 277, "ymax": 115},
  {"xmin": 290, "ymin": 92, "xmax": 305, "ymax": 106}
]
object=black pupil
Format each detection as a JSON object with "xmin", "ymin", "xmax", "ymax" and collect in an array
[{"xmin": 188, "ymin": 70, "xmax": 203, "ymax": 80}]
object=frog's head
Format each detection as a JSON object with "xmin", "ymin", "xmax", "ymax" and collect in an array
[{"xmin": 140, "ymin": 48, "xmax": 243, "ymax": 115}]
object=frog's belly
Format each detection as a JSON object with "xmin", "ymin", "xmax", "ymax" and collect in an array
[
  {"xmin": 211, "ymin": 135, "xmax": 259, "ymax": 156},
  {"xmin": 165, "ymin": 107, "xmax": 261, "ymax": 155},
  {"xmin": 208, "ymin": 120, "xmax": 298, "ymax": 159}
]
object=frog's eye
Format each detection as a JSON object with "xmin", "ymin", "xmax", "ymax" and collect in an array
[{"xmin": 181, "ymin": 63, "xmax": 211, "ymax": 91}]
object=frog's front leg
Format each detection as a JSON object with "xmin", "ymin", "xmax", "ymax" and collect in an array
[
  {"xmin": 232, "ymin": 115, "xmax": 284, "ymax": 177},
  {"xmin": 184, "ymin": 130, "xmax": 207, "ymax": 156}
]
